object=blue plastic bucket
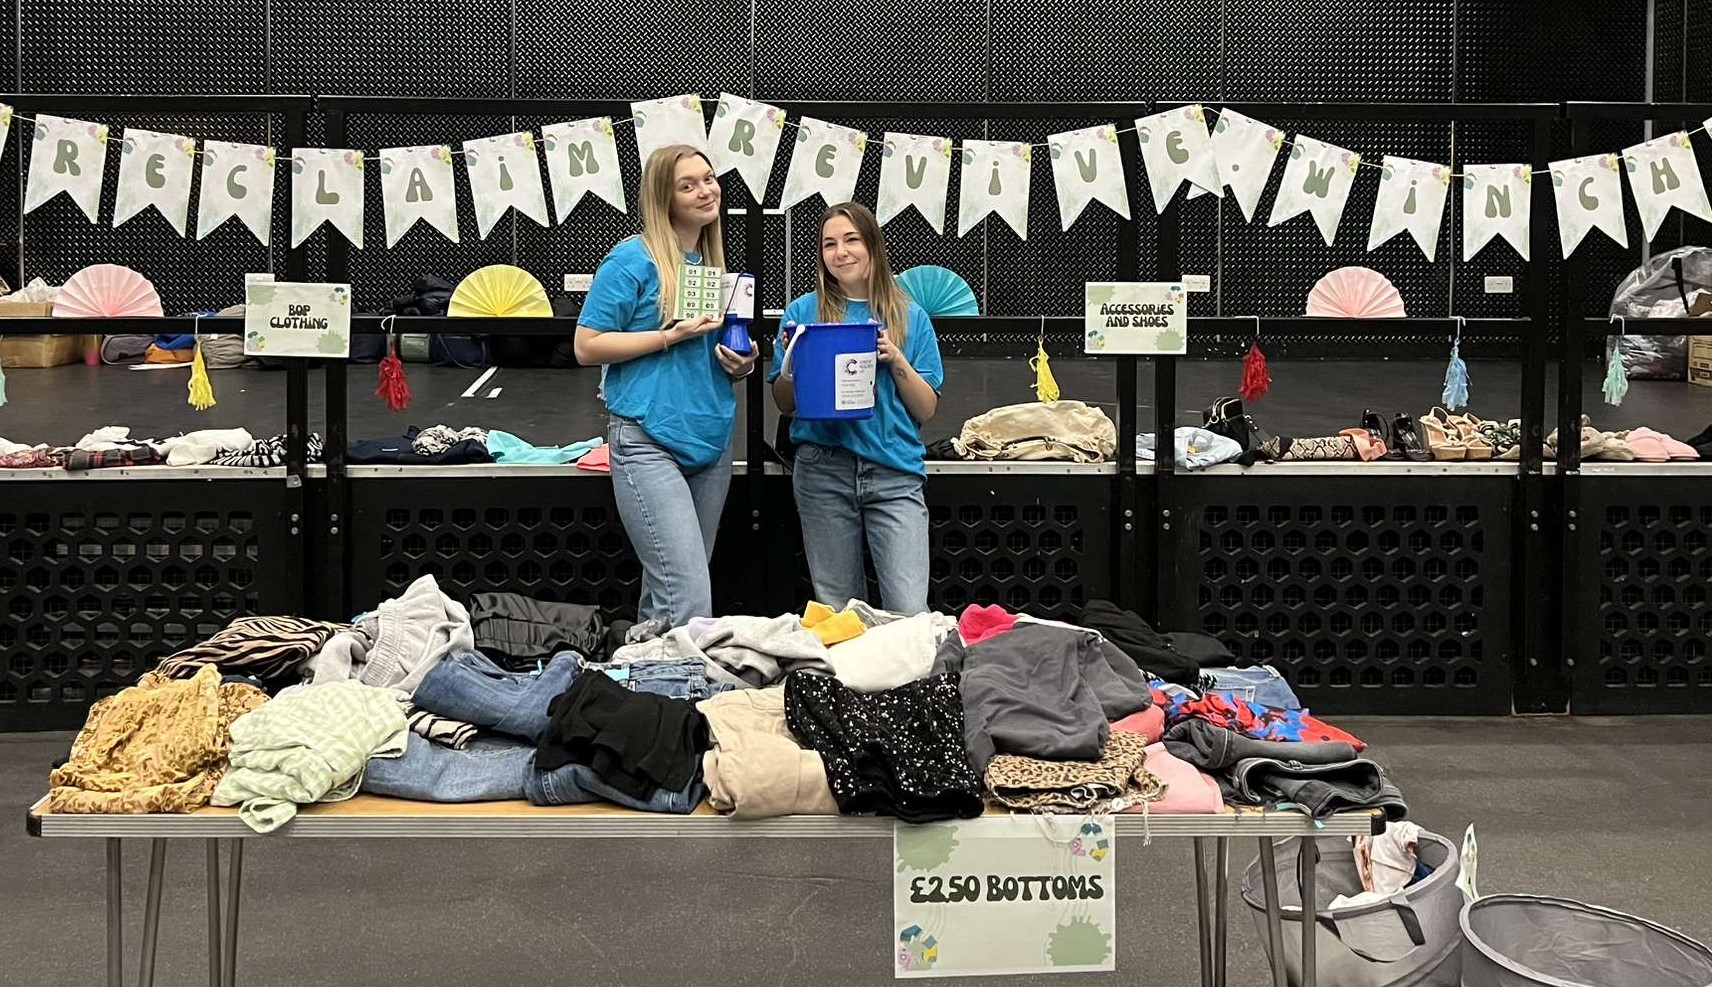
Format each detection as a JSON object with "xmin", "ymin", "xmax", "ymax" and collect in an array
[{"xmin": 782, "ymin": 323, "xmax": 878, "ymax": 420}]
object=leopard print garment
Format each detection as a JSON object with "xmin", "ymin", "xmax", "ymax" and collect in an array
[
  {"xmin": 47, "ymin": 664, "xmax": 268, "ymax": 814},
  {"xmin": 985, "ymin": 729, "xmax": 1166, "ymax": 814}
]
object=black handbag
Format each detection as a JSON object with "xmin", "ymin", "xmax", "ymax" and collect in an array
[{"xmin": 1203, "ymin": 397, "xmax": 1274, "ymax": 463}]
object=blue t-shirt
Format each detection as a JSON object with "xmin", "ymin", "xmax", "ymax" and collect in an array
[
  {"xmin": 769, "ymin": 294, "xmax": 944, "ymax": 476},
  {"xmin": 580, "ymin": 237, "xmax": 736, "ymax": 469}
]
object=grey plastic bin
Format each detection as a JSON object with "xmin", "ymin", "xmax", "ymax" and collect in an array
[
  {"xmin": 1241, "ymin": 832, "xmax": 1462, "ymax": 986},
  {"xmin": 1461, "ymin": 895, "xmax": 1712, "ymax": 987}
]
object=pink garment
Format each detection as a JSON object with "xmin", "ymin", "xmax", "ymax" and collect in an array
[
  {"xmin": 576, "ymin": 444, "xmax": 610, "ymax": 473},
  {"xmin": 1120, "ymin": 743, "xmax": 1224, "ymax": 815},
  {"xmin": 1110, "ymin": 706, "xmax": 1167, "ymax": 744},
  {"xmin": 958, "ymin": 604, "xmax": 1017, "ymax": 646}
]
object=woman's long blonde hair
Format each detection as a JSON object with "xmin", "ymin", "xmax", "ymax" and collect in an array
[
  {"xmin": 639, "ymin": 144, "xmax": 725, "ymax": 321},
  {"xmin": 815, "ymin": 202, "xmax": 910, "ymax": 349}
]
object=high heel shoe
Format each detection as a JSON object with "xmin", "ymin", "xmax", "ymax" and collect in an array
[
  {"xmin": 1448, "ymin": 411, "xmax": 1493, "ymax": 461},
  {"xmin": 1390, "ymin": 414, "xmax": 1432, "ymax": 462},
  {"xmin": 1362, "ymin": 410, "xmax": 1397, "ymax": 459},
  {"xmin": 1420, "ymin": 408, "xmax": 1467, "ymax": 461}
]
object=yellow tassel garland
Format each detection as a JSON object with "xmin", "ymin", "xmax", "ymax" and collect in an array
[{"xmin": 187, "ymin": 338, "xmax": 216, "ymax": 411}]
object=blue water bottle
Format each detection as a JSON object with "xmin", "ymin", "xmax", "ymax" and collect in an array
[{"xmin": 720, "ymin": 272, "xmax": 756, "ymax": 354}]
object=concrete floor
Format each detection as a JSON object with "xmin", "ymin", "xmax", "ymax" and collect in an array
[{"xmin": 8, "ymin": 715, "xmax": 1712, "ymax": 985}]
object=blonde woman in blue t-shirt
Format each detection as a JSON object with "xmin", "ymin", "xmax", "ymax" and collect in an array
[
  {"xmin": 574, "ymin": 145, "xmax": 758, "ymax": 625},
  {"xmin": 770, "ymin": 202, "xmax": 945, "ymax": 615}
]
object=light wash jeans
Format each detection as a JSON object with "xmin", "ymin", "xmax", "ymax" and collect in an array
[
  {"xmin": 791, "ymin": 442, "xmax": 930, "ymax": 615},
  {"xmin": 1202, "ymin": 665, "xmax": 1302, "ymax": 711},
  {"xmin": 577, "ymin": 657, "xmax": 736, "ymax": 702},
  {"xmin": 608, "ymin": 416, "xmax": 732, "ymax": 626},
  {"xmin": 412, "ymin": 651, "xmax": 580, "ymax": 744}
]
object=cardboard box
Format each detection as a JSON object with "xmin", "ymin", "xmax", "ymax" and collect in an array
[
  {"xmin": 0, "ymin": 299, "xmax": 53, "ymax": 317},
  {"xmin": 0, "ymin": 333, "xmax": 93, "ymax": 368},
  {"xmin": 1690, "ymin": 336, "xmax": 1712, "ymax": 388}
]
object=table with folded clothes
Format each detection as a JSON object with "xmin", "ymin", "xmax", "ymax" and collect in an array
[
  {"xmin": 0, "ymin": 426, "xmax": 326, "ymax": 470},
  {"xmin": 345, "ymin": 423, "xmax": 605, "ymax": 467}
]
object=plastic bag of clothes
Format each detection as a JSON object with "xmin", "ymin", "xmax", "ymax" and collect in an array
[
  {"xmin": 952, "ymin": 400, "xmax": 1116, "ymax": 463},
  {"xmin": 1608, "ymin": 245, "xmax": 1712, "ymax": 379},
  {"xmin": 1460, "ymin": 895, "xmax": 1712, "ymax": 987}
]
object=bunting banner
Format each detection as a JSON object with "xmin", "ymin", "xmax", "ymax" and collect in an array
[
  {"xmin": 957, "ymin": 139, "xmax": 1031, "ymax": 239},
  {"xmin": 1269, "ymin": 135, "xmax": 1360, "ymax": 245},
  {"xmin": 24, "ymin": 114, "xmax": 110, "ymax": 221},
  {"xmin": 877, "ymin": 132, "xmax": 953, "ymax": 232},
  {"xmin": 197, "ymin": 141, "xmax": 275, "ymax": 245},
  {"xmin": 1550, "ymin": 153, "xmax": 1627, "ymax": 257},
  {"xmin": 707, "ymin": 94, "xmax": 786, "ymax": 202},
  {"xmin": 113, "ymin": 128, "xmax": 196, "ymax": 236},
  {"xmin": 541, "ymin": 118, "xmax": 625, "ymax": 218},
  {"xmin": 1135, "ymin": 104, "xmax": 1220, "ymax": 213},
  {"xmin": 1622, "ymin": 131, "xmax": 1712, "ymax": 243},
  {"xmin": 1201, "ymin": 109, "xmax": 1284, "ymax": 221},
  {"xmin": 0, "ymin": 105, "xmax": 12, "ymax": 165},
  {"xmin": 463, "ymin": 131, "xmax": 550, "ymax": 237},
  {"xmin": 630, "ymin": 94, "xmax": 708, "ymax": 167},
  {"xmin": 1049, "ymin": 125, "xmax": 1129, "ymax": 229},
  {"xmin": 1461, "ymin": 164, "xmax": 1531, "ymax": 261},
  {"xmin": 780, "ymin": 116, "xmax": 867, "ymax": 211},
  {"xmin": 379, "ymin": 144, "xmax": 459, "ymax": 246},
  {"xmin": 1367, "ymin": 155, "xmax": 1450, "ymax": 261},
  {"xmin": 291, "ymin": 147, "xmax": 365, "ymax": 248}
]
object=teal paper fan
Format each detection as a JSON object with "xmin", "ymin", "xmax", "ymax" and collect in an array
[{"xmin": 897, "ymin": 265, "xmax": 979, "ymax": 317}]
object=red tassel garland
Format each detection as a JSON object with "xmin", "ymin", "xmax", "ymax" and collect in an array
[
  {"xmin": 376, "ymin": 342, "xmax": 413, "ymax": 411},
  {"xmin": 1239, "ymin": 341, "xmax": 1271, "ymax": 402}
]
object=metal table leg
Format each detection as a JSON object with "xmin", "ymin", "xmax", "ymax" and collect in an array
[
  {"xmin": 206, "ymin": 840, "xmax": 223, "ymax": 987},
  {"xmin": 1193, "ymin": 837, "xmax": 1213, "ymax": 987},
  {"xmin": 1299, "ymin": 836, "xmax": 1319, "ymax": 987},
  {"xmin": 1214, "ymin": 837, "xmax": 1229, "ymax": 987},
  {"xmin": 222, "ymin": 838, "xmax": 244, "ymax": 987},
  {"xmin": 106, "ymin": 838, "xmax": 123, "ymax": 987},
  {"xmin": 138, "ymin": 839, "xmax": 167, "ymax": 987},
  {"xmin": 1258, "ymin": 838, "xmax": 1288, "ymax": 987}
]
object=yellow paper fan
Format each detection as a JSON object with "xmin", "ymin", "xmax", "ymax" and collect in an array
[{"xmin": 448, "ymin": 264, "xmax": 552, "ymax": 317}]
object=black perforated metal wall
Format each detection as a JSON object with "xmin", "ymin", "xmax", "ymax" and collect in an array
[{"xmin": 927, "ymin": 475, "xmax": 1113, "ymax": 619}]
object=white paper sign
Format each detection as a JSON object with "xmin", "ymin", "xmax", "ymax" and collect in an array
[
  {"xmin": 1135, "ymin": 104, "xmax": 1221, "ymax": 213},
  {"xmin": 243, "ymin": 281, "xmax": 352, "ymax": 358},
  {"xmin": 197, "ymin": 142, "xmax": 276, "ymax": 244},
  {"xmin": 112, "ymin": 128, "xmax": 196, "ymax": 235},
  {"xmin": 721, "ymin": 272, "xmax": 756, "ymax": 319},
  {"xmin": 835, "ymin": 351, "xmax": 878, "ymax": 411},
  {"xmin": 958, "ymin": 139, "xmax": 1031, "ymax": 239},
  {"xmin": 1368, "ymin": 155, "xmax": 1450, "ymax": 261},
  {"xmin": 379, "ymin": 145, "xmax": 459, "ymax": 246},
  {"xmin": 1622, "ymin": 131, "xmax": 1712, "ymax": 242},
  {"xmin": 0, "ymin": 104, "xmax": 13, "ymax": 165},
  {"xmin": 1049, "ymin": 125, "xmax": 1130, "ymax": 229},
  {"xmin": 630, "ymin": 94, "xmax": 708, "ymax": 168},
  {"xmin": 1550, "ymin": 153, "xmax": 1628, "ymax": 257},
  {"xmin": 780, "ymin": 116, "xmax": 868, "ymax": 211},
  {"xmin": 1461, "ymin": 163, "xmax": 1532, "ymax": 261},
  {"xmin": 1204, "ymin": 109, "xmax": 1284, "ymax": 221},
  {"xmin": 877, "ymin": 132, "xmax": 953, "ymax": 232},
  {"xmin": 706, "ymin": 94, "xmax": 785, "ymax": 202},
  {"xmin": 291, "ymin": 148, "xmax": 365, "ymax": 248},
  {"xmin": 24, "ymin": 114, "xmax": 110, "ymax": 222},
  {"xmin": 1085, "ymin": 282, "xmax": 1188, "ymax": 355},
  {"xmin": 463, "ymin": 132, "xmax": 550, "ymax": 238},
  {"xmin": 893, "ymin": 815, "xmax": 1116, "ymax": 978},
  {"xmin": 541, "ymin": 118, "xmax": 626, "ymax": 218},
  {"xmin": 1270, "ymin": 134, "xmax": 1361, "ymax": 245}
]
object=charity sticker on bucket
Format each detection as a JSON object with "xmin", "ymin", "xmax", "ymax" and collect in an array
[{"xmin": 780, "ymin": 322, "xmax": 878, "ymax": 420}]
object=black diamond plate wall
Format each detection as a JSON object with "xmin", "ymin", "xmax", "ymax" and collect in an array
[
  {"xmin": 273, "ymin": 0, "xmax": 511, "ymax": 98},
  {"xmin": 989, "ymin": 0, "xmax": 1220, "ymax": 101},
  {"xmin": 515, "ymin": 0, "xmax": 751, "ymax": 99},
  {"xmin": 1458, "ymin": 0, "xmax": 1646, "ymax": 102},
  {"xmin": 1227, "ymin": 1, "xmax": 1454, "ymax": 102},
  {"xmin": 1690, "ymin": 4, "xmax": 1712, "ymax": 101},
  {"xmin": 19, "ymin": 1, "xmax": 264, "ymax": 93},
  {"xmin": 756, "ymin": 0, "xmax": 986, "ymax": 102}
]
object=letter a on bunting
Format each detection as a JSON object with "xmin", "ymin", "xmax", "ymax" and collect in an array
[
  {"xmin": 877, "ymin": 132, "xmax": 953, "ymax": 233},
  {"xmin": 379, "ymin": 145, "xmax": 459, "ymax": 245},
  {"xmin": 1048, "ymin": 125, "xmax": 1130, "ymax": 229},
  {"xmin": 780, "ymin": 117, "xmax": 867, "ymax": 211},
  {"xmin": 1269, "ymin": 134, "xmax": 1360, "ymax": 245}
]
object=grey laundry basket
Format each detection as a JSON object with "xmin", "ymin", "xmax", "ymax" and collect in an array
[
  {"xmin": 1240, "ymin": 832, "xmax": 1462, "ymax": 987},
  {"xmin": 1461, "ymin": 895, "xmax": 1712, "ymax": 987}
]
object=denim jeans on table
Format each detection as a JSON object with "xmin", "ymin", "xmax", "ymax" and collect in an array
[
  {"xmin": 525, "ymin": 760, "xmax": 706, "ymax": 814},
  {"xmin": 1202, "ymin": 665, "xmax": 1301, "ymax": 711},
  {"xmin": 412, "ymin": 651, "xmax": 580, "ymax": 743},
  {"xmin": 790, "ymin": 442, "xmax": 930, "ymax": 615},
  {"xmin": 608, "ymin": 416, "xmax": 733, "ymax": 627},
  {"xmin": 579, "ymin": 657, "xmax": 736, "ymax": 702}
]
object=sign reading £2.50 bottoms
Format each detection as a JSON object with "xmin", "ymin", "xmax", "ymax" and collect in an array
[
  {"xmin": 892, "ymin": 815, "xmax": 1117, "ymax": 978},
  {"xmin": 243, "ymin": 281, "xmax": 352, "ymax": 358},
  {"xmin": 1084, "ymin": 281, "xmax": 1188, "ymax": 355}
]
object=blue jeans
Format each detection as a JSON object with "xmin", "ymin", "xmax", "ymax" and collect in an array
[
  {"xmin": 525, "ymin": 758, "xmax": 707, "ymax": 813},
  {"xmin": 412, "ymin": 651, "xmax": 580, "ymax": 743},
  {"xmin": 1203, "ymin": 666, "xmax": 1301, "ymax": 711},
  {"xmin": 608, "ymin": 416, "xmax": 732, "ymax": 625},
  {"xmin": 579, "ymin": 657, "xmax": 735, "ymax": 702},
  {"xmin": 791, "ymin": 442, "xmax": 930, "ymax": 614}
]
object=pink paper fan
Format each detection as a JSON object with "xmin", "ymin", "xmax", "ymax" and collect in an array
[
  {"xmin": 54, "ymin": 264, "xmax": 164, "ymax": 318},
  {"xmin": 1306, "ymin": 267, "xmax": 1406, "ymax": 318}
]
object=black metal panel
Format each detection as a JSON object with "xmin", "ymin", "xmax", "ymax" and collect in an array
[
  {"xmin": 1571, "ymin": 476, "xmax": 1712, "ymax": 714},
  {"xmin": 515, "ymin": 0, "xmax": 750, "ymax": 100},
  {"xmin": 1690, "ymin": 5, "xmax": 1712, "ymax": 102},
  {"xmin": 18, "ymin": 1, "xmax": 264, "ymax": 94},
  {"xmin": 1227, "ymin": 1, "xmax": 1454, "ymax": 102},
  {"xmin": 272, "ymin": 0, "xmax": 511, "ymax": 98},
  {"xmin": 755, "ymin": 0, "xmax": 986, "ymax": 102},
  {"xmin": 1164, "ymin": 474, "xmax": 1514, "ymax": 715},
  {"xmin": 927, "ymin": 474, "xmax": 1112, "ymax": 620},
  {"xmin": 1457, "ymin": 0, "xmax": 1647, "ymax": 103},
  {"xmin": 988, "ymin": 0, "xmax": 1220, "ymax": 101},
  {"xmin": 0, "ymin": 480, "xmax": 294, "ymax": 731}
]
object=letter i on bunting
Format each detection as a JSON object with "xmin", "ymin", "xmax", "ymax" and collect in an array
[
  {"xmin": 1549, "ymin": 153, "xmax": 1627, "ymax": 257},
  {"xmin": 630, "ymin": 94, "xmax": 709, "ymax": 168},
  {"xmin": 24, "ymin": 114, "xmax": 110, "ymax": 222},
  {"xmin": 198, "ymin": 142, "xmax": 276, "ymax": 244},
  {"xmin": 877, "ymin": 133, "xmax": 953, "ymax": 233},
  {"xmin": 1269, "ymin": 135, "xmax": 1360, "ymax": 245},
  {"xmin": 706, "ymin": 94, "xmax": 786, "ymax": 202},
  {"xmin": 462, "ymin": 132, "xmax": 550, "ymax": 237},
  {"xmin": 379, "ymin": 145, "xmax": 459, "ymax": 246},
  {"xmin": 291, "ymin": 148, "xmax": 365, "ymax": 248},
  {"xmin": 1461, "ymin": 164, "xmax": 1531, "ymax": 261},
  {"xmin": 541, "ymin": 118, "xmax": 627, "ymax": 218},
  {"xmin": 780, "ymin": 117, "xmax": 867, "ymax": 211},
  {"xmin": 958, "ymin": 140, "xmax": 1031, "ymax": 239},
  {"xmin": 114, "ymin": 129, "xmax": 197, "ymax": 236},
  {"xmin": 1048, "ymin": 125, "xmax": 1130, "ymax": 228},
  {"xmin": 1622, "ymin": 131, "xmax": 1712, "ymax": 242},
  {"xmin": 1135, "ymin": 105, "xmax": 1220, "ymax": 212},
  {"xmin": 1367, "ymin": 156, "xmax": 1450, "ymax": 261}
]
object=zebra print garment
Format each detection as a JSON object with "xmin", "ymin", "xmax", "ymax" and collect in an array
[
  {"xmin": 155, "ymin": 615, "xmax": 348, "ymax": 682},
  {"xmin": 208, "ymin": 433, "xmax": 325, "ymax": 468}
]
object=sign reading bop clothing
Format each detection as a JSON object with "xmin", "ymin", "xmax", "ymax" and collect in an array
[
  {"xmin": 244, "ymin": 281, "xmax": 352, "ymax": 358},
  {"xmin": 892, "ymin": 815, "xmax": 1117, "ymax": 978}
]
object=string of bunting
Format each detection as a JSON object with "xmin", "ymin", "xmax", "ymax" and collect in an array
[{"xmin": 8, "ymin": 95, "xmax": 1712, "ymax": 262}]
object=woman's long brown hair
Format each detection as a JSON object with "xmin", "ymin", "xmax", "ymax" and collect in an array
[{"xmin": 814, "ymin": 201, "xmax": 910, "ymax": 348}]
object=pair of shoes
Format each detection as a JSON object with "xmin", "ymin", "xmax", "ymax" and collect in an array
[
  {"xmin": 1420, "ymin": 407, "xmax": 1470, "ymax": 461},
  {"xmin": 1383, "ymin": 412, "xmax": 1432, "ymax": 462},
  {"xmin": 1360, "ymin": 411, "xmax": 1393, "ymax": 459},
  {"xmin": 1445, "ymin": 410, "xmax": 1494, "ymax": 460}
]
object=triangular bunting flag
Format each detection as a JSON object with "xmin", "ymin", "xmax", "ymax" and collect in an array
[
  {"xmin": 1048, "ymin": 125, "xmax": 1130, "ymax": 229},
  {"xmin": 1269, "ymin": 134, "xmax": 1361, "ymax": 245},
  {"xmin": 630, "ymin": 94, "xmax": 708, "ymax": 168},
  {"xmin": 1461, "ymin": 164, "xmax": 1531, "ymax": 261},
  {"xmin": 1622, "ymin": 131, "xmax": 1712, "ymax": 242},
  {"xmin": 541, "ymin": 118, "xmax": 626, "ymax": 218},
  {"xmin": 291, "ymin": 148, "xmax": 365, "ymax": 248},
  {"xmin": 1367, "ymin": 155, "xmax": 1450, "ymax": 261},
  {"xmin": 877, "ymin": 132, "xmax": 952, "ymax": 232},
  {"xmin": 1135, "ymin": 105, "xmax": 1220, "ymax": 213},
  {"xmin": 197, "ymin": 142, "xmax": 276, "ymax": 245},
  {"xmin": 24, "ymin": 114, "xmax": 110, "ymax": 221},
  {"xmin": 957, "ymin": 140, "xmax": 1030, "ymax": 239},
  {"xmin": 1206, "ymin": 109, "xmax": 1284, "ymax": 221},
  {"xmin": 113, "ymin": 128, "xmax": 196, "ymax": 236},
  {"xmin": 462, "ymin": 132, "xmax": 550, "ymax": 238},
  {"xmin": 379, "ymin": 145, "xmax": 459, "ymax": 246},
  {"xmin": 706, "ymin": 94, "xmax": 785, "ymax": 202},
  {"xmin": 1550, "ymin": 153, "xmax": 1627, "ymax": 257},
  {"xmin": 780, "ymin": 117, "xmax": 867, "ymax": 211}
]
